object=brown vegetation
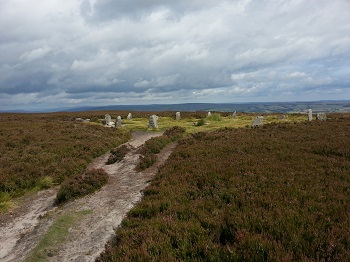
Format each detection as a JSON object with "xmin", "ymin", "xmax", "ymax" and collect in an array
[
  {"xmin": 98, "ymin": 113, "xmax": 350, "ymax": 261},
  {"xmin": 55, "ymin": 168, "xmax": 109, "ymax": 205},
  {"xmin": 0, "ymin": 113, "xmax": 130, "ymax": 206},
  {"xmin": 106, "ymin": 145, "xmax": 130, "ymax": 165},
  {"xmin": 136, "ymin": 126, "xmax": 186, "ymax": 171}
]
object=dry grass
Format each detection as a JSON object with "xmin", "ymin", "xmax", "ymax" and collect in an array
[{"xmin": 122, "ymin": 112, "xmax": 306, "ymax": 134}]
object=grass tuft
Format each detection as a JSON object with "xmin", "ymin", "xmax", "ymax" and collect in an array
[
  {"xmin": 207, "ymin": 113, "xmax": 222, "ymax": 121},
  {"xmin": 0, "ymin": 192, "xmax": 15, "ymax": 213}
]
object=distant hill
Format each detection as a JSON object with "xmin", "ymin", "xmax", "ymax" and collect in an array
[
  {"xmin": 1, "ymin": 101, "xmax": 350, "ymax": 113},
  {"xmin": 63, "ymin": 101, "xmax": 350, "ymax": 113}
]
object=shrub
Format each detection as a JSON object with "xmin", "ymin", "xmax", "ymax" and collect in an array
[
  {"xmin": 137, "ymin": 155, "xmax": 157, "ymax": 171},
  {"xmin": 55, "ymin": 168, "xmax": 108, "ymax": 205},
  {"xmin": 196, "ymin": 119, "xmax": 206, "ymax": 126},
  {"xmin": 37, "ymin": 176, "xmax": 54, "ymax": 189},
  {"xmin": 142, "ymin": 136, "xmax": 171, "ymax": 155},
  {"xmin": 207, "ymin": 113, "xmax": 222, "ymax": 121},
  {"xmin": 163, "ymin": 126, "xmax": 186, "ymax": 137},
  {"xmin": 106, "ymin": 145, "xmax": 130, "ymax": 165},
  {"xmin": 136, "ymin": 132, "xmax": 178, "ymax": 171},
  {"xmin": 163, "ymin": 126, "xmax": 186, "ymax": 141}
]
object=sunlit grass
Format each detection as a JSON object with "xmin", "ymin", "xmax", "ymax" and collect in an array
[
  {"xmin": 0, "ymin": 192, "xmax": 16, "ymax": 213},
  {"xmin": 120, "ymin": 113, "xmax": 307, "ymax": 134}
]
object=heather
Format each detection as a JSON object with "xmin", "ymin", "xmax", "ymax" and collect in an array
[
  {"xmin": 98, "ymin": 114, "xmax": 350, "ymax": 261},
  {"xmin": 106, "ymin": 145, "xmax": 130, "ymax": 165},
  {"xmin": 0, "ymin": 112, "xmax": 130, "ymax": 208},
  {"xmin": 55, "ymin": 168, "xmax": 108, "ymax": 205},
  {"xmin": 136, "ymin": 126, "xmax": 186, "ymax": 171}
]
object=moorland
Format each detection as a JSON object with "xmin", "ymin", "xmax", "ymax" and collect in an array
[
  {"xmin": 0, "ymin": 111, "xmax": 349, "ymax": 261},
  {"xmin": 98, "ymin": 113, "xmax": 350, "ymax": 261}
]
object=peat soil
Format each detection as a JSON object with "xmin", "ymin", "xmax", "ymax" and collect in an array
[{"xmin": 0, "ymin": 131, "xmax": 176, "ymax": 262}]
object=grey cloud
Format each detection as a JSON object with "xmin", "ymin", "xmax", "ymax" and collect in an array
[
  {"xmin": 0, "ymin": 0, "xmax": 350, "ymax": 110},
  {"xmin": 82, "ymin": 0, "xmax": 221, "ymax": 22}
]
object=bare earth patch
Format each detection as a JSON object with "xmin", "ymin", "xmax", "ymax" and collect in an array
[{"xmin": 0, "ymin": 131, "xmax": 176, "ymax": 262}]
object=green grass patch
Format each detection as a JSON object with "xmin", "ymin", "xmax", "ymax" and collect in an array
[
  {"xmin": 25, "ymin": 209, "xmax": 92, "ymax": 262},
  {"xmin": 36, "ymin": 176, "xmax": 55, "ymax": 190},
  {"xmin": 206, "ymin": 113, "xmax": 222, "ymax": 121},
  {"xmin": 0, "ymin": 192, "xmax": 15, "ymax": 213}
]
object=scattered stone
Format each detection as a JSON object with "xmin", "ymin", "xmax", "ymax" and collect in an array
[
  {"xmin": 115, "ymin": 116, "xmax": 122, "ymax": 127},
  {"xmin": 127, "ymin": 113, "xmax": 132, "ymax": 120},
  {"xmin": 148, "ymin": 115, "xmax": 158, "ymax": 128},
  {"xmin": 105, "ymin": 114, "xmax": 112, "ymax": 126},
  {"xmin": 207, "ymin": 111, "xmax": 211, "ymax": 117},
  {"xmin": 252, "ymin": 116, "xmax": 264, "ymax": 127},
  {"xmin": 76, "ymin": 118, "xmax": 90, "ymax": 122},
  {"xmin": 317, "ymin": 113, "xmax": 327, "ymax": 121},
  {"xmin": 308, "ymin": 109, "xmax": 313, "ymax": 121},
  {"xmin": 176, "ymin": 112, "xmax": 181, "ymax": 120},
  {"xmin": 232, "ymin": 111, "xmax": 237, "ymax": 118}
]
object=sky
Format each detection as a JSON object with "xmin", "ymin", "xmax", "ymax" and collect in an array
[{"xmin": 0, "ymin": 0, "xmax": 349, "ymax": 111}]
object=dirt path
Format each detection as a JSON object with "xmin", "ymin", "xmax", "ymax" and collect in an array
[{"xmin": 0, "ymin": 131, "xmax": 176, "ymax": 262}]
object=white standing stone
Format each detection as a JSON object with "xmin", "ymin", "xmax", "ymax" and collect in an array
[
  {"xmin": 232, "ymin": 111, "xmax": 237, "ymax": 118},
  {"xmin": 252, "ymin": 116, "xmax": 264, "ymax": 127},
  {"xmin": 148, "ymin": 115, "xmax": 158, "ymax": 128},
  {"xmin": 308, "ymin": 109, "xmax": 313, "ymax": 121},
  {"xmin": 207, "ymin": 111, "xmax": 212, "ymax": 117},
  {"xmin": 176, "ymin": 112, "xmax": 181, "ymax": 120},
  {"xmin": 115, "ymin": 116, "xmax": 122, "ymax": 127},
  {"xmin": 105, "ymin": 114, "xmax": 112, "ymax": 126},
  {"xmin": 317, "ymin": 113, "xmax": 327, "ymax": 121},
  {"xmin": 127, "ymin": 113, "xmax": 132, "ymax": 120}
]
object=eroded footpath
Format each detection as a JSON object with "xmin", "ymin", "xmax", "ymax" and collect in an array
[{"xmin": 0, "ymin": 131, "xmax": 176, "ymax": 262}]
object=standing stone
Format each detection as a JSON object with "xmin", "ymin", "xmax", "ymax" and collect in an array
[
  {"xmin": 127, "ymin": 113, "xmax": 132, "ymax": 120},
  {"xmin": 279, "ymin": 115, "xmax": 286, "ymax": 120},
  {"xmin": 105, "ymin": 114, "xmax": 112, "ymax": 126},
  {"xmin": 232, "ymin": 111, "xmax": 237, "ymax": 118},
  {"xmin": 308, "ymin": 109, "xmax": 313, "ymax": 121},
  {"xmin": 176, "ymin": 112, "xmax": 181, "ymax": 120},
  {"xmin": 317, "ymin": 113, "xmax": 327, "ymax": 121},
  {"xmin": 252, "ymin": 116, "xmax": 264, "ymax": 127},
  {"xmin": 115, "ymin": 116, "xmax": 122, "ymax": 127},
  {"xmin": 207, "ymin": 111, "xmax": 212, "ymax": 117},
  {"xmin": 148, "ymin": 115, "xmax": 158, "ymax": 128}
]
